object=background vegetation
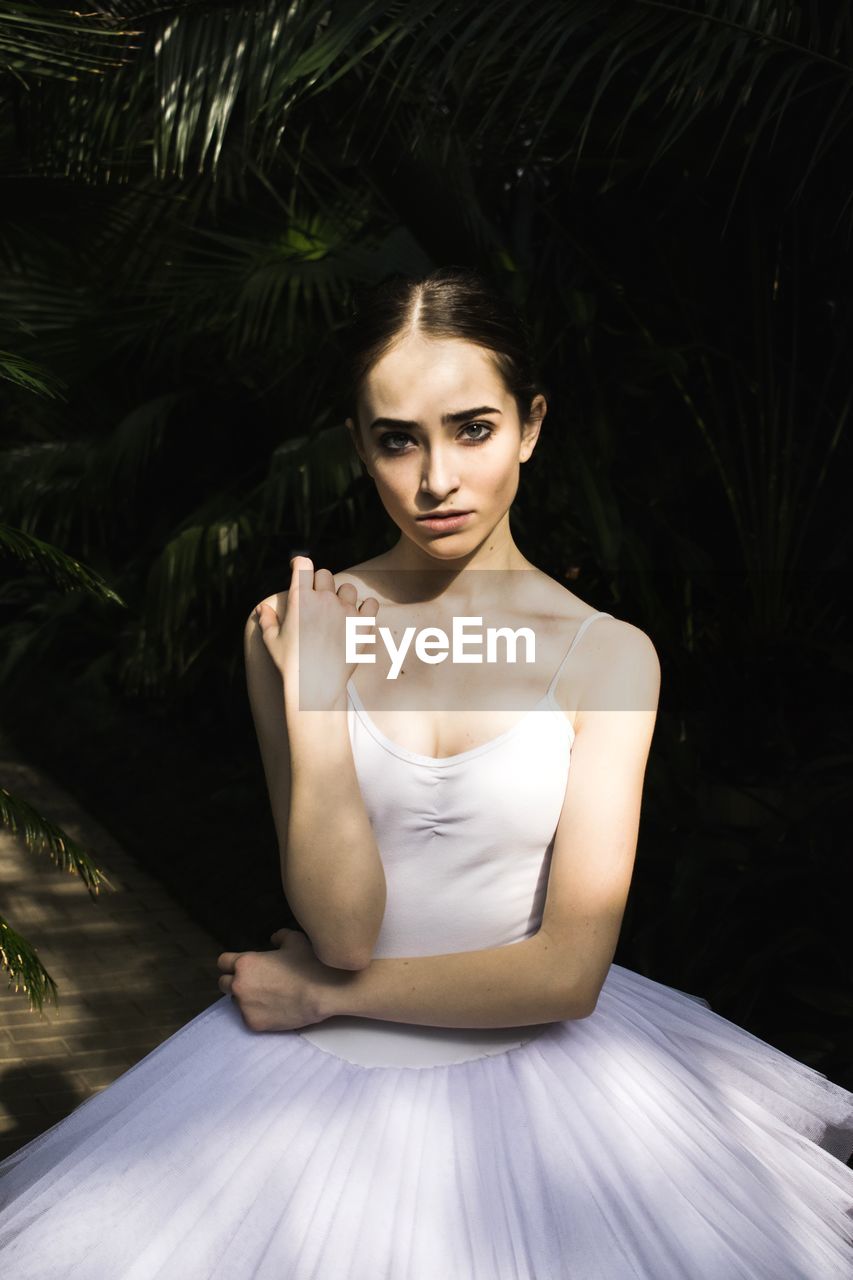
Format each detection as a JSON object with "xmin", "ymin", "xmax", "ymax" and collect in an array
[{"xmin": 0, "ymin": 1, "xmax": 850, "ymax": 1091}]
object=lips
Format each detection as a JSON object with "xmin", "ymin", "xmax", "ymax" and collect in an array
[
  {"xmin": 415, "ymin": 511, "xmax": 475, "ymax": 532},
  {"xmin": 416, "ymin": 511, "xmax": 472, "ymax": 520}
]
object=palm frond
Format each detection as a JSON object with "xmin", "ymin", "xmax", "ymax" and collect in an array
[
  {"xmin": 0, "ymin": 1, "xmax": 138, "ymax": 81},
  {"xmin": 0, "ymin": 787, "xmax": 115, "ymax": 894},
  {"xmin": 0, "ymin": 522, "xmax": 127, "ymax": 605},
  {"xmin": 0, "ymin": 247, "xmax": 105, "ymax": 372},
  {"xmin": 0, "ymin": 347, "xmax": 66, "ymax": 397},
  {"xmin": 143, "ymin": 211, "xmax": 361, "ymax": 357},
  {"xmin": 101, "ymin": 392, "xmax": 188, "ymax": 492},
  {"xmin": 0, "ymin": 441, "xmax": 95, "ymax": 548},
  {"xmin": 198, "ymin": 234, "xmax": 354, "ymax": 356},
  {"xmin": 12, "ymin": 0, "xmax": 849, "ymax": 224},
  {"xmin": 102, "ymin": 205, "xmax": 431, "ymax": 367},
  {"xmin": 120, "ymin": 410, "xmax": 368, "ymax": 690},
  {"xmin": 445, "ymin": 0, "xmax": 853, "ymax": 169},
  {"xmin": 125, "ymin": 510, "xmax": 254, "ymax": 687},
  {"xmin": 258, "ymin": 418, "xmax": 364, "ymax": 539},
  {"xmin": 0, "ymin": 915, "xmax": 57, "ymax": 1012},
  {"xmin": 15, "ymin": 0, "xmax": 403, "ymax": 181}
]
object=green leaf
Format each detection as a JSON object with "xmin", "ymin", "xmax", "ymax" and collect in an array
[
  {"xmin": 0, "ymin": 523, "xmax": 127, "ymax": 606},
  {"xmin": 0, "ymin": 915, "xmax": 58, "ymax": 1013},
  {"xmin": 0, "ymin": 348, "xmax": 66, "ymax": 397},
  {"xmin": 0, "ymin": 787, "xmax": 115, "ymax": 893}
]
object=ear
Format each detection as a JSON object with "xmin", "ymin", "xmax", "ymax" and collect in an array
[{"xmin": 519, "ymin": 394, "xmax": 546, "ymax": 462}]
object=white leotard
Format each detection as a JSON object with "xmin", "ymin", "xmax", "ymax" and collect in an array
[{"xmin": 297, "ymin": 611, "xmax": 613, "ymax": 1067}]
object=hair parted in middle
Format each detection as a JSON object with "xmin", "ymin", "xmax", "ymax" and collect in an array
[{"xmin": 335, "ymin": 266, "xmax": 546, "ymax": 436}]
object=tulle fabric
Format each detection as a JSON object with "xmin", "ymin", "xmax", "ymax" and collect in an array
[{"xmin": 1, "ymin": 961, "xmax": 851, "ymax": 1279}]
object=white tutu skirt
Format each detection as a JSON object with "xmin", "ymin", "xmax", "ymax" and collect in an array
[{"xmin": 1, "ymin": 962, "xmax": 851, "ymax": 1279}]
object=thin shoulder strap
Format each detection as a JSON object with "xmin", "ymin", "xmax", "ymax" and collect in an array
[{"xmin": 545, "ymin": 612, "xmax": 613, "ymax": 699}]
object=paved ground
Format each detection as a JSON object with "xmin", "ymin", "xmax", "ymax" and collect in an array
[{"xmin": 0, "ymin": 728, "xmax": 227, "ymax": 1161}]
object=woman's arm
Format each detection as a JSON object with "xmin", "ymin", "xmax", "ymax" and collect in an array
[
  {"xmin": 244, "ymin": 591, "xmax": 386, "ymax": 971},
  {"xmin": 318, "ymin": 623, "xmax": 660, "ymax": 1024},
  {"xmin": 308, "ymin": 929, "xmax": 591, "ymax": 1026},
  {"xmin": 228, "ymin": 621, "xmax": 660, "ymax": 1029}
]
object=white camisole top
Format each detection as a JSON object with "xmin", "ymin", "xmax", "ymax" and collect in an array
[{"xmin": 297, "ymin": 610, "xmax": 613, "ymax": 1068}]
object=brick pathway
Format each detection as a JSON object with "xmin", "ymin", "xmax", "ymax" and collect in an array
[{"xmin": 0, "ymin": 729, "xmax": 227, "ymax": 1160}]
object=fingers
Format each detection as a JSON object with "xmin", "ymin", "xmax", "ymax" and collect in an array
[
  {"xmin": 289, "ymin": 554, "xmax": 313, "ymax": 598},
  {"xmin": 287, "ymin": 556, "xmax": 377, "ymax": 613},
  {"xmin": 254, "ymin": 601, "xmax": 278, "ymax": 634},
  {"xmin": 218, "ymin": 974, "xmax": 234, "ymax": 996},
  {"xmin": 334, "ymin": 579, "xmax": 379, "ymax": 616},
  {"xmin": 216, "ymin": 951, "xmax": 244, "ymax": 972},
  {"xmin": 290, "ymin": 555, "xmax": 336, "ymax": 598},
  {"xmin": 253, "ymin": 593, "xmax": 282, "ymax": 632}
]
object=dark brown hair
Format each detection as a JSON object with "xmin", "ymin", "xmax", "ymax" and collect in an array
[{"xmin": 336, "ymin": 267, "xmax": 545, "ymax": 437}]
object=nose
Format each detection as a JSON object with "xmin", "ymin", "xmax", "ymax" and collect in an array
[{"xmin": 419, "ymin": 446, "xmax": 460, "ymax": 499}]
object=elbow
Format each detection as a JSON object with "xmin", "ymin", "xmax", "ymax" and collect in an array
[
  {"xmin": 558, "ymin": 983, "xmax": 600, "ymax": 1022},
  {"xmin": 287, "ymin": 892, "xmax": 378, "ymax": 970},
  {"xmin": 311, "ymin": 915, "xmax": 378, "ymax": 971},
  {"xmin": 316, "ymin": 893, "xmax": 386, "ymax": 973},
  {"xmin": 287, "ymin": 882, "xmax": 386, "ymax": 973},
  {"xmin": 290, "ymin": 912, "xmax": 379, "ymax": 970},
  {"xmin": 314, "ymin": 942, "xmax": 373, "ymax": 971}
]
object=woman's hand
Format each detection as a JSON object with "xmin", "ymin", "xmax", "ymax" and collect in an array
[
  {"xmin": 255, "ymin": 554, "xmax": 380, "ymax": 710},
  {"xmin": 216, "ymin": 927, "xmax": 348, "ymax": 1033}
]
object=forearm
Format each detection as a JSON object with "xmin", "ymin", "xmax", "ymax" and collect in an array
[
  {"xmin": 313, "ymin": 928, "xmax": 595, "ymax": 1028},
  {"xmin": 284, "ymin": 696, "xmax": 386, "ymax": 969}
]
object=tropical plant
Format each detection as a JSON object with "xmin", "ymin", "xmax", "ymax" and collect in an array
[
  {"xmin": 0, "ymin": 516, "xmax": 126, "ymax": 1010},
  {"xmin": 0, "ymin": 350, "xmax": 125, "ymax": 1010}
]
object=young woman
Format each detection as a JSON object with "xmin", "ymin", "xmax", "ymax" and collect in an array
[{"xmin": 1, "ymin": 268, "xmax": 851, "ymax": 1278}]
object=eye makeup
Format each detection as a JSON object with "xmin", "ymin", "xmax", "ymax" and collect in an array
[{"xmin": 378, "ymin": 422, "xmax": 495, "ymax": 454}]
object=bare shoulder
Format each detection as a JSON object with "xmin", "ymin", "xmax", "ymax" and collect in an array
[
  {"xmin": 331, "ymin": 554, "xmax": 392, "ymax": 599},
  {"xmin": 581, "ymin": 612, "xmax": 659, "ymax": 666},
  {"xmin": 573, "ymin": 613, "xmax": 661, "ymax": 731},
  {"xmin": 538, "ymin": 577, "xmax": 658, "ymax": 668}
]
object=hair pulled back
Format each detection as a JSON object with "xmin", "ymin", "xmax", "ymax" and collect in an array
[{"xmin": 337, "ymin": 267, "xmax": 544, "ymax": 435}]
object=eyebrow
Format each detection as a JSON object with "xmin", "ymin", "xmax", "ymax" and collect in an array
[{"xmin": 367, "ymin": 406, "xmax": 503, "ymax": 431}]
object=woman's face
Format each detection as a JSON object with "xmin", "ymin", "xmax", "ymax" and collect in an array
[{"xmin": 346, "ymin": 333, "xmax": 544, "ymax": 560}]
